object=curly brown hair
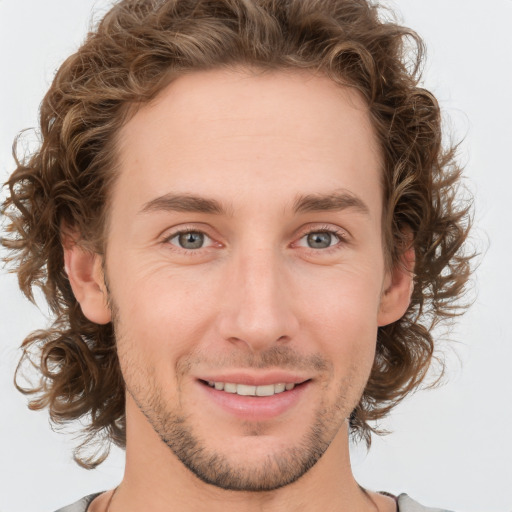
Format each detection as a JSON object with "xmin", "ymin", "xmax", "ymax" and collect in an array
[{"xmin": 2, "ymin": 0, "xmax": 472, "ymax": 468}]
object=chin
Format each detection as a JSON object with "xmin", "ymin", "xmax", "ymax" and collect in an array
[{"xmin": 140, "ymin": 395, "xmax": 347, "ymax": 492}]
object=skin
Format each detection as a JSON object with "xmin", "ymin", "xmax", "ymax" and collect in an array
[{"xmin": 65, "ymin": 68, "xmax": 413, "ymax": 512}]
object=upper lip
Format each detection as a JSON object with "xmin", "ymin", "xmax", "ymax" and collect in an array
[{"xmin": 196, "ymin": 372, "xmax": 310, "ymax": 386}]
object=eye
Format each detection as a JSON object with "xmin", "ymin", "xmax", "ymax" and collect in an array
[
  {"xmin": 297, "ymin": 229, "xmax": 342, "ymax": 249},
  {"xmin": 306, "ymin": 232, "xmax": 337, "ymax": 249},
  {"xmin": 167, "ymin": 230, "xmax": 212, "ymax": 250}
]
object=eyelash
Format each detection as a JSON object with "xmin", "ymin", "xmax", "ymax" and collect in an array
[
  {"xmin": 163, "ymin": 227, "xmax": 217, "ymax": 256},
  {"xmin": 295, "ymin": 225, "xmax": 347, "ymax": 253},
  {"xmin": 162, "ymin": 225, "xmax": 347, "ymax": 255}
]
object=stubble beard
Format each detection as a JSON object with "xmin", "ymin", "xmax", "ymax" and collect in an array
[
  {"xmin": 134, "ymin": 388, "xmax": 346, "ymax": 492},
  {"xmin": 124, "ymin": 359, "xmax": 356, "ymax": 492},
  {"xmin": 112, "ymin": 299, "xmax": 360, "ymax": 493}
]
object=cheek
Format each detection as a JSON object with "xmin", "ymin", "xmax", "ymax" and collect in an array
[
  {"xmin": 295, "ymin": 267, "xmax": 382, "ymax": 365},
  {"xmin": 108, "ymin": 243, "xmax": 385, "ymax": 366},
  {"xmin": 111, "ymin": 265, "xmax": 218, "ymax": 359}
]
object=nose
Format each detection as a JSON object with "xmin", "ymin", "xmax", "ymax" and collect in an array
[{"xmin": 216, "ymin": 248, "xmax": 299, "ymax": 352}]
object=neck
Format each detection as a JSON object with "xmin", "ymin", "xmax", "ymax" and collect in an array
[{"xmin": 105, "ymin": 400, "xmax": 387, "ymax": 512}]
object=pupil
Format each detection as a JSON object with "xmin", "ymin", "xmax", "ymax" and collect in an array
[
  {"xmin": 307, "ymin": 232, "xmax": 331, "ymax": 249},
  {"xmin": 179, "ymin": 232, "xmax": 204, "ymax": 249}
]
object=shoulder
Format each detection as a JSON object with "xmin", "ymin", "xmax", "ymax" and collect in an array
[
  {"xmin": 397, "ymin": 494, "xmax": 455, "ymax": 512},
  {"xmin": 53, "ymin": 493, "xmax": 103, "ymax": 512},
  {"xmin": 55, "ymin": 491, "xmax": 457, "ymax": 512}
]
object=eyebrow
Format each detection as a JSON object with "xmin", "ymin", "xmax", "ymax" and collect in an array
[
  {"xmin": 140, "ymin": 193, "xmax": 229, "ymax": 215},
  {"xmin": 292, "ymin": 191, "xmax": 370, "ymax": 215},
  {"xmin": 139, "ymin": 190, "xmax": 370, "ymax": 217}
]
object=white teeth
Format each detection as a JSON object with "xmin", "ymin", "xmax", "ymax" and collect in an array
[
  {"xmin": 224, "ymin": 383, "xmax": 237, "ymax": 393},
  {"xmin": 207, "ymin": 381, "xmax": 296, "ymax": 396},
  {"xmin": 274, "ymin": 383, "xmax": 286, "ymax": 393},
  {"xmin": 237, "ymin": 384, "xmax": 257, "ymax": 396},
  {"xmin": 256, "ymin": 384, "xmax": 275, "ymax": 396}
]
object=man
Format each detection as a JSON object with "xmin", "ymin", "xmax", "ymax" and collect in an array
[{"xmin": 1, "ymin": 0, "xmax": 472, "ymax": 511}]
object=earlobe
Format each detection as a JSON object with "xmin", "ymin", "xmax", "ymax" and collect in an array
[
  {"xmin": 377, "ymin": 245, "xmax": 415, "ymax": 327},
  {"xmin": 63, "ymin": 240, "xmax": 112, "ymax": 325}
]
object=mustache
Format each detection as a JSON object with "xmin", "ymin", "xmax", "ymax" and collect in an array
[{"xmin": 178, "ymin": 345, "xmax": 331, "ymax": 374}]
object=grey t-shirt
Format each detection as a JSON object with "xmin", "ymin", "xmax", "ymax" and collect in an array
[{"xmin": 53, "ymin": 492, "xmax": 454, "ymax": 512}]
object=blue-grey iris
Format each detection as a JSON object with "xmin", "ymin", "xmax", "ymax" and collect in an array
[
  {"xmin": 179, "ymin": 232, "xmax": 204, "ymax": 249},
  {"xmin": 307, "ymin": 232, "xmax": 332, "ymax": 249}
]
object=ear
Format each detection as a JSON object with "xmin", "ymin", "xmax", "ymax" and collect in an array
[
  {"xmin": 63, "ymin": 239, "xmax": 112, "ymax": 325},
  {"xmin": 377, "ymin": 245, "xmax": 415, "ymax": 327}
]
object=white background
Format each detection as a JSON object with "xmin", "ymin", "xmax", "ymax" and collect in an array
[{"xmin": 0, "ymin": 1, "xmax": 511, "ymax": 511}]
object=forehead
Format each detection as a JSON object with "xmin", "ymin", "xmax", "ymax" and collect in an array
[{"xmin": 114, "ymin": 68, "xmax": 382, "ymax": 218}]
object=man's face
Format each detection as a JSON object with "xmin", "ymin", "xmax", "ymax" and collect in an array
[{"xmin": 101, "ymin": 68, "xmax": 398, "ymax": 491}]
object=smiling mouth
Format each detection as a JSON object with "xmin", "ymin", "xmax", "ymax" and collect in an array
[{"xmin": 200, "ymin": 380, "xmax": 307, "ymax": 397}]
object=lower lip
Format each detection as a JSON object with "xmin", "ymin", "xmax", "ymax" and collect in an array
[{"xmin": 198, "ymin": 381, "xmax": 309, "ymax": 421}]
